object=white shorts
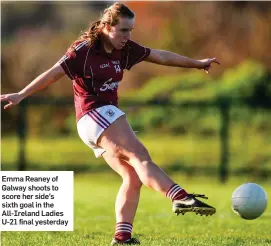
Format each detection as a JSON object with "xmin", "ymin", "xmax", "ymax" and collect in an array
[{"xmin": 77, "ymin": 105, "xmax": 125, "ymax": 158}]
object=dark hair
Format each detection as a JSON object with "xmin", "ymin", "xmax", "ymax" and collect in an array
[{"xmin": 68, "ymin": 2, "xmax": 134, "ymax": 50}]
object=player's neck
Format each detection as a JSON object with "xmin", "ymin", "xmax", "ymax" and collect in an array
[{"xmin": 101, "ymin": 35, "xmax": 114, "ymax": 54}]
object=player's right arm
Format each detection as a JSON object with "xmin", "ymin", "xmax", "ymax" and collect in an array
[{"xmin": 1, "ymin": 63, "xmax": 65, "ymax": 110}]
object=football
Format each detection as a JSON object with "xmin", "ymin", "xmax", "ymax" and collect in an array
[{"xmin": 232, "ymin": 183, "xmax": 268, "ymax": 220}]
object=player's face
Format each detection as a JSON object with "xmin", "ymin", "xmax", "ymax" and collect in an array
[{"xmin": 108, "ymin": 17, "xmax": 134, "ymax": 50}]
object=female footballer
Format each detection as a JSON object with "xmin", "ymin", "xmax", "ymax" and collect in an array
[{"xmin": 1, "ymin": 3, "xmax": 220, "ymax": 245}]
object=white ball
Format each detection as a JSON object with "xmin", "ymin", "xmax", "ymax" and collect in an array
[{"xmin": 232, "ymin": 183, "xmax": 268, "ymax": 220}]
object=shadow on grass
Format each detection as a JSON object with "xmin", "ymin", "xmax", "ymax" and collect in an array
[{"xmin": 1, "ymin": 161, "xmax": 270, "ymax": 180}]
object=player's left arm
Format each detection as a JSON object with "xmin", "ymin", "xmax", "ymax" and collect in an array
[{"xmin": 145, "ymin": 49, "xmax": 220, "ymax": 73}]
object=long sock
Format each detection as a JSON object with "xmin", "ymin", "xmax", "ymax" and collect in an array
[
  {"xmin": 114, "ymin": 222, "xmax": 133, "ymax": 241},
  {"xmin": 166, "ymin": 184, "xmax": 188, "ymax": 201}
]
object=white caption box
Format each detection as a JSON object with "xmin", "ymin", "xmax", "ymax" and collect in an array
[{"xmin": 0, "ymin": 171, "xmax": 73, "ymax": 231}]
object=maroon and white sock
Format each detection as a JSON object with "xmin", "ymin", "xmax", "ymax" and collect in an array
[
  {"xmin": 114, "ymin": 222, "xmax": 133, "ymax": 242},
  {"xmin": 166, "ymin": 184, "xmax": 188, "ymax": 201}
]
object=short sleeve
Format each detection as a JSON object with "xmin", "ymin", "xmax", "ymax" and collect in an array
[
  {"xmin": 121, "ymin": 40, "xmax": 151, "ymax": 70},
  {"xmin": 58, "ymin": 41, "xmax": 88, "ymax": 80}
]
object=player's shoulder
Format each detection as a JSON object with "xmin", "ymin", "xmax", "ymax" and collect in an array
[
  {"xmin": 72, "ymin": 40, "xmax": 90, "ymax": 53},
  {"xmin": 65, "ymin": 40, "xmax": 89, "ymax": 59}
]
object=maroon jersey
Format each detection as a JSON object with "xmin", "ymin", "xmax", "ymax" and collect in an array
[{"xmin": 58, "ymin": 39, "xmax": 150, "ymax": 122}]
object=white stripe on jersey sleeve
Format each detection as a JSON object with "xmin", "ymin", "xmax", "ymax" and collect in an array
[
  {"xmin": 75, "ymin": 40, "xmax": 88, "ymax": 51},
  {"xmin": 58, "ymin": 55, "xmax": 67, "ymax": 63},
  {"xmin": 59, "ymin": 40, "xmax": 88, "ymax": 63}
]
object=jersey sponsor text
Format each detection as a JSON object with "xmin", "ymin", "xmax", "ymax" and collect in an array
[{"xmin": 100, "ymin": 78, "xmax": 120, "ymax": 92}]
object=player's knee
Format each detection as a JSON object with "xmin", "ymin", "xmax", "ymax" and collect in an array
[
  {"xmin": 123, "ymin": 168, "xmax": 142, "ymax": 190},
  {"xmin": 124, "ymin": 177, "xmax": 142, "ymax": 190}
]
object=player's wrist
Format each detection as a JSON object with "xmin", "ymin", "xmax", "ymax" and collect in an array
[
  {"xmin": 195, "ymin": 60, "xmax": 204, "ymax": 69},
  {"xmin": 18, "ymin": 90, "xmax": 28, "ymax": 100}
]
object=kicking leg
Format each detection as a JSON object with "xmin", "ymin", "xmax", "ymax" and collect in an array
[
  {"xmin": 99, "ymin": 116, "xmax": 216, "ymax": 217},
  {"xmin": 98, "ymin": 116, "xmax": 175, "ymax": 194}
]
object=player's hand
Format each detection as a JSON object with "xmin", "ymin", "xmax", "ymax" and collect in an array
[
  {"xmin": 0, "ymin": 93, "xmax": 24, "ymax": 110},
  {"xmin": 198, "ymin": 58, "xmax": 220, "ymax": 74}
]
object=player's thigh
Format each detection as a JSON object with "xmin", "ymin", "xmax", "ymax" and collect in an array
[{"xmin": 97, "ymin": 115, "xmax": 150, "ymax": 160}]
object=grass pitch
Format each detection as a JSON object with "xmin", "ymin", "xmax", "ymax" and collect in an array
[{"xmin": 1, "ymin": 173, "xmax": 270, "ymax": 246}]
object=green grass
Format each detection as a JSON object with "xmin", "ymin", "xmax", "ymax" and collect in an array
[
  {"xmin": 1, "ymin": 173, "xmax": 271, "ymax": 245},
  {"xmin": 1, "ymin": 132, "xmax": 270, "ymax": 179}
]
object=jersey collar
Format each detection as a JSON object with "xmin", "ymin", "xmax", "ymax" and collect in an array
[{"xmin": 93, "ymin": 38, "xmax": 119, "ymax": 59}]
